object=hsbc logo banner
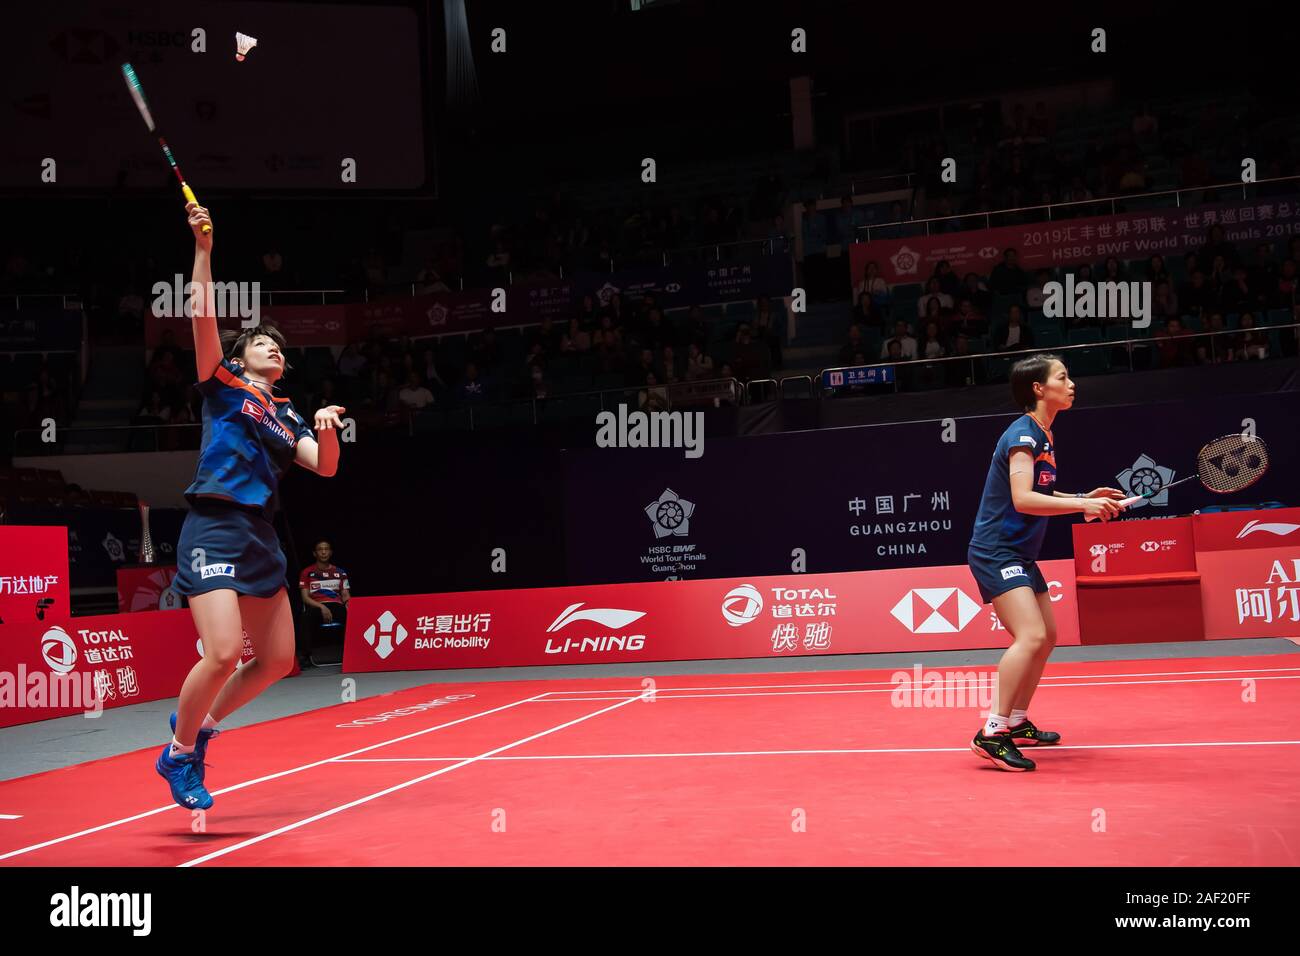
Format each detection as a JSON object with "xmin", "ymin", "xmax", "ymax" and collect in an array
[{"xmin": 341, "ymin": 559, "xmax": 1082, "ymax": 673}]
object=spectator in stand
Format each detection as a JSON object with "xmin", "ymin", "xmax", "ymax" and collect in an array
[
  {"xmin": 577, "ymin": 293, "xmax": 600, "ymax": 329},
  {"xmin": 1219, "ymin": 265, "xmax": 1256, "ymax": 314},
  {"xmin": 627, "ymin": 348, "xmax": 656, "ymax": 387},
  {"xmin": 1195, "ymin": 313, "xmax": 1228, "ymax": 365},
  {"xmin": 307, "ymin": 377, "xmax": 341, "ymax": 417},
  {"xmin": 882, "ymin": 339, "xmax": 904, "ymax": 366},
  {"xmin": 1151, "ymin": 280, "xmax": 1180, "ymax": 323},
  {"xmin": 989, "ymin": 248, "xmax": 1029, "ymax": 296},
  {"xmin": 852, "ymin": 292, "xmax": 880, "ymax": 331},
  {"xmin": 1076, "ymin": 262, "xmax": 1094, "ymax": 285},
  {"xmin": 920, "ymin": 320, "xmax": 947, "ymax": 359},
  {"xmin": 1102, "ymin": 257, "xmax": 1127, "ymax": 283},
  {"xmin": 686, "ymin": 342, "xmax": 714, "ymax": 381},
  {"xmin": 148, "ymin": 350, "xmax": 185, "ymax": 405},
  {"xmin": 529, "ymin": 364, "xmax": 550, "ymax": 400},
  {"xmin": 474, "ymin": 329, "xmax": 503, "ymax": 370},
  {"xmin": 950, "ymin": 296, "xmax": 988, "ymax": 338},
  {"xmin": 397, "ymin": 370, "xmax": 435, "ymax": 410},
  {"xmin": 1274, "ymin": 258, "xmax": 1298, "ymax": 308},
  {"xmin": 962, "ymin": 272, "xmax": 993, "ymax": 313},
  {"xmin": 1132, "ymin": 102, "xmax": 1159, "ymax": 141},
  {"xmin": 1234, "ymin": 313, "xmax": 1270, "ymax": 361},
  {"xmin": 1026, "ymin": 269, "xmax": 1052, "ymax": 309},
  {"xmin": 562, "ymin": 318, "xmax": 592, "ymax": 353},
  {"xmin": 933, "ymin": 260, "xmax": 962, "ymax": 298},
  {"xmin": 881, "ymin": 319, "xmax": 917, "ymax": 360},
  {"xmin": 603, "ymin": 292, "xmax": 626, "ymax": 326},
  {"xmin": 1145, "ymin": 254, "xmax": 1170, "ymax": 285},
  {"xmin": 336, "ymin": 344, "xmax": 367, "ymax": 393},
  {"xmin": 1156, "ymin": 317, "xmax": 1195, "ymax": 368},
  {"xmin": 485, "ymin": 236, "xmax": 511, "ymax": 285},
  {"xmin": 367, "ymin": 370, "xmax": 398, "ymax": 411},
  {"xmin": 137, "ymin": 390, "xmax": 171, "ymax": 424},
  {"xmin": 997, "ymin": 305, "xmax": 1034, "ymax": 351},
  {"xmin": 734, "ymin": 325, "xmax": 769, "ymax": 382},
  {"xmin": 684, "ymin": 305, "xmax": 709, "ymax": 347},
  {"xmin": 840, "ymin": 325, "xmax": 866, "ymax": 366},
  {"xmin": 1180, "ymin": 269, "xmax": 1214, "ymax": 319},
  {"xmin": 596, "ymin": 330, "xmax": 625, "ymax": 375},
  {"xmin": 458, "ymin": 362, "xmax": 486, "ymax": 402},
  {"xmin": 420, "ymin": 348, "xmax": 446, "ymax": 395},
  {"xmin": 658, "ymin": 345, "xmax": 681, "ymax": 385},
  {"xmin": 1199, "ymin": 224, "xmax": 1240, "ymax": 272},
  {"xmin": 917, "ymin": 276, "xmax": 954, "ymax": 318},
  {"xmin": 753, "ymin": 300, "xmax": 782, "ymax": 370},
  {"xmin": 1247, "ymin": 243, "xmax": 1277, "ymax": 297},
  {"xmin": 1206, "ymin": 254, "xmax": 1231, "ymax": 301},
  {"xmin": 857, "ymin": 260, "xmax": 889, "ymax": 305},
  {"xmin": 638, "ymin": 372, "xmax": 670, "ymax": 412},
  {"xmin": 257, "ymin": 248, "xmax": 288, "ymax": 290},
  {"xmin": 638, "ymin": 308, "xmax": 670, "ymax": 352},
  {"xmin": 297, "ymin": 539, "xmax": 350, "ymax": 668},
  {"xmin": 153, "ymin": 329, "xmax": 186, "ymax": 368}
]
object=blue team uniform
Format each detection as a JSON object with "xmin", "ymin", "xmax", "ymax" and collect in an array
[
  {"xmin": 172, "ymin": 357, "xmax": 315, "ymax": 598},
  {"xmin": 967, "ymin": 413, "xmax": 1057, "ymax": 603}
]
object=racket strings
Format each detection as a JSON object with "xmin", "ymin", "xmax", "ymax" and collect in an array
[{"xmin": 1195, "ymin": 435, "xmax": 1270, "ymax": 493}]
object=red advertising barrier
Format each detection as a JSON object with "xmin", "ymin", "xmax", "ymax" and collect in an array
[
  {"xmin": 342, "ymin": 560, "xmax": 1081, "ymax": 673},
  {"xmin": 0, "ymin": 607, "xmax": 298, "ymax": 728},
  {"xmin": 850, "ymin": 194, "xmax": 1300, "ymax": 289},
  {"xmin": 116, "ymin": 565, "xmax": 183, "ymax": 614},
  {"xmin": 0, "ymin": 527, "xmax": 70, "ymax": 630},
  {"xmin": 1072, "ymin": 516, "xmax": 1197, "ymax": 578},
  {"xmin": 1194, "ymin": 508, "xmax": 1300, "ymax": 640}
]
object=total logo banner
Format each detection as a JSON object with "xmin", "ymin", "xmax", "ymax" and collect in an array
[
  {"xmin": 340, "ymin": 558, "xmax": 1082, "ymax": 673},
  {"xmin": 0, "ymin": 608, "xmax": 203, "ymax": 729}
]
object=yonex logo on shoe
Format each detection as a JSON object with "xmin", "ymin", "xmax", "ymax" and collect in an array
[{"xmin": 49, "ymin": 886, "xmax": 152, "ymax": 936}]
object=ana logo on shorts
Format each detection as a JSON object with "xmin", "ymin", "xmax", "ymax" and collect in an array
[
  {"xmin": 364, "ymin": 610, "xmax": 408, "ymax": 660},
  {"xmin": 1000, "ymin": 565, "xmax": 1026, "ymax": 580},
  {"xmin": 200, "ymin": 564, "xmax": 235, "ymax": 579},
  {"xmin": 41, "ymin": 626, "xmax": 77, "ymax": 674},
  {"xmin": 721, "ymin": 585, "xmax": 764, "ymax": 627}
]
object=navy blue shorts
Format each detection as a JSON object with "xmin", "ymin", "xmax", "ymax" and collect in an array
[
  {"xmin": 172, "ymin": 498, "xmax": 287, "ymax": 599},
  {"xmin": 967, "ymin": 545, "xmax": 1048, "ymax": 604}
]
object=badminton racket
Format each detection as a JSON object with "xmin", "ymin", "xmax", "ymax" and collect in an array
[
  {"xmin": 1086, "ymin": 433, "xmax": 1270, "ymax": 521},
  {"xmin": 121, "ymin": 62, "xmax": 210, "ymax": 234}
]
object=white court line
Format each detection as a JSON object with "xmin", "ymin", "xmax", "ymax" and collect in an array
[
  {"xmin": 527, "ymin": 673, "xmax": 1300, "ymax": 702},
  {"xmin": 533, "ymin": 665, "xmax": 1300, "ymax": 698},
  {"xmin": 0, "ymin": 815, "xmax": 22, "ymax": 821},
  {"xmin": 0, "ymin": 692, "xmax": 548, "ymax": 863},
  {"xmin": 178, "ymin": 693, "xmax": 647, "ymax": 867},
  {"xmin": 329, "ymin": 739, "xmax": 1300, "ymax": 761}
]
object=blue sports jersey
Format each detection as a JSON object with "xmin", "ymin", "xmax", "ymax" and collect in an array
[
  {"xmin": 968, "ymin": 413, "xmax": 1057, "ymax": 559},
  {"xmin": 184, "ymin": 357, "xmax": 315, "ymax": 517}
]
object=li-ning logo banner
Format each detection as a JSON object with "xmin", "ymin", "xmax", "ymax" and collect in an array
[{"xmin": 1237, "ymin": 519, "xmax": 1300, "ymax": 539}]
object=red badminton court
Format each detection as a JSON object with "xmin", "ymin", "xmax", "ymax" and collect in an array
[{"xmin": 1, "ymin": 653, "xmax": 1297, "ymax": 866}]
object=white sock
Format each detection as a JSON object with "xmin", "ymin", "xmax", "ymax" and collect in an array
[
  {"xmin": 983, "ymin": 713, "xmax": 1009, "ymax": 736},
  {"xmin": 200, "ymin": 713, "xmax": 219, "ymax": 731},
  {"xmin": 169, "ymin": 737, "xmax": 196, "ymax": 757},
  {"xmin": 1010, "ymin": 709, "xmax": 1029, "ymax": 727}
]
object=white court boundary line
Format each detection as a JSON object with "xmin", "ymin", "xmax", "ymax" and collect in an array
[
  {"xmin": 329, "ymin": 739, "xmax": 1300, "ymax": 761},
  {"xmin": 0, "ymin": 815, "xmax": 21, "ymax": 821},
  {"xmin": 177, "ymin": 693, "xmax": 647, "ymax": 866},
  {"xmin": 532, "ymin": 665, "xmax": 1300, "ymax": 698},
  {"xmin": 527, "ymin": 674, "xmax": 1300, "ymax": 702},
  {"xmin": 0, "ymin": 692, "xmax": 549, "ymax": 863}
]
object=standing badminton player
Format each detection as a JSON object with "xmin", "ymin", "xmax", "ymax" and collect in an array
[
  {"xmin": 155, "ymin": 202, "xmax": 346, "ymax": 809},
  {"xmin": 967, "ymin": 354, "xmax": 1124, "ymax": 772}
]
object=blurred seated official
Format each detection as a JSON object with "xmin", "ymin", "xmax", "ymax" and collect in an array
[{"xmin": 297, "ymin": 539, "xmax": 351, "ymax": 667}]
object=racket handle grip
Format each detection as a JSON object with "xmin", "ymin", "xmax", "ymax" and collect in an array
[
  {"xmin": 1084, "ymin": 494, "xmax": 1143, "ymax": 522},
  {"xmin": 181, "ymin": 183, "xmax": 211, "ymax": 234}
]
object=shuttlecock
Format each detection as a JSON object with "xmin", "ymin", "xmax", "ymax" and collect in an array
[{"xmin": 236, "ymin": 32, "xmax": 258, "ymax": 62}]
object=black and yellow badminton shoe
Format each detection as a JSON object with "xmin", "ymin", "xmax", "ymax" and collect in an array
[
  {"xmin": 1007, "ymin": 719, "xmax": 1060, "ymax": 746},
  {"xmin": 970, "ymin": 730, "xmax": 1036, "ymax": 771}
]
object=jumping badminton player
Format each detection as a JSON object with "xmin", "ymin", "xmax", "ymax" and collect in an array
[
  {"xmin": 967, "ymin": 354, "xmax": 1124, "ymax": 772},
  {"xmin": 155, "ymin": 202, "xmax": 346, "ymax": 809}
]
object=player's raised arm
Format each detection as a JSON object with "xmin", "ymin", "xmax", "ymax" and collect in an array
[{"xmin": 187, "ymin": 202, "xmax": 222, "ymax": 381}]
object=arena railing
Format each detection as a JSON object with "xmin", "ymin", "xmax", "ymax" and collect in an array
[
  {"xmin": 807, "ymin": 321, "xmax": 1300, "ymax": 397},
  {"xmin": 855, "ymin": 174, "xmax": 1300, "ymax": 242}
]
